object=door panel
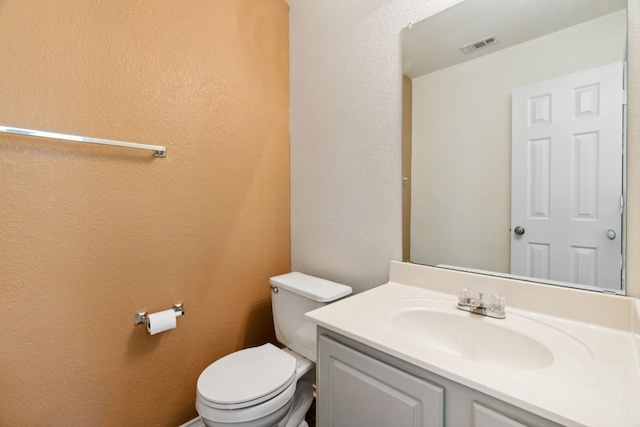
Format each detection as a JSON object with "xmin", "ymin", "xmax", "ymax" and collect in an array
[
  {"xmin": 317, "ymin": 335, "xmax": 444, "ymax": 427},
  {"xmin": 473, "ymin": 402, "xmax": 529, "ymax": 427}
]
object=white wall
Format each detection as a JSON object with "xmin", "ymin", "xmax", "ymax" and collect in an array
[
  {"xmin": 288, "ymin": 0, "xmax": 640, "ymax": 297},
  {"xmin": 287, "ymin": 0, "xmax": 463, "ymax": 292},
  {"xmin": 411, "ymin": 11, "xmax": 626, "ymax": 272}
]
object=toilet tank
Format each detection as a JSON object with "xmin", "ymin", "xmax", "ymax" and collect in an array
[{"xmin": 270, "ymin": 272, "xmax": 352, "ymax": 362}]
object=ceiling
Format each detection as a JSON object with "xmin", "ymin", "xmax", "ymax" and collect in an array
[{"xmin": 402, "ymin": 0, "xmax": 627, "ymax": 78}]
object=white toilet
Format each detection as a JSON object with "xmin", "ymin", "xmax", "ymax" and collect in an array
[{"xmin": 195, "ymin": 272, "xmax": 352, "ymax": 427}]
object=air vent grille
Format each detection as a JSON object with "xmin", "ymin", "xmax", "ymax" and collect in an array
[{"xmin": 460, "ymin": 36, "xmax": 499, "ymax": 54}]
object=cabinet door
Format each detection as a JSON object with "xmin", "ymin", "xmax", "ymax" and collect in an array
[
  {"xmin": 473, "ymin": 402, "xmax": 529, "ymax": 427},
  {"xmin": 318, "ymin": 335, "xmax": 444, "ymax": 427}
]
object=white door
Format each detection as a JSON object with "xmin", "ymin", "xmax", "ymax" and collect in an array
[{"xmin": 511, "ymin": 62, "xmax": 624, "ymax": 291}]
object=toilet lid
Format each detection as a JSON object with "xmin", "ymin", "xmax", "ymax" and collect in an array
[{"xmin": 197, "ymin": 343, "xmax": 297, "ymax": 409}]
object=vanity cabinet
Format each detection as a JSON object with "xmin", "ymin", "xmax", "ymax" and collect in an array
[
  {"xmin": 317, "ymin": 330, "xmax": 562, "ymax": 427},
  {"xmin": 318, "ymin": 334, "xmax": 444, "ymax": 426},
  {"xmin": 472, "ymin": 402, "xmax": 530, "ymax": 427}
]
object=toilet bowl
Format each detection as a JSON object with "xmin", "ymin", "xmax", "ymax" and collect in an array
[
  {"xmin": 195, "ymin": 272, "xmax": 352, "ymax": 427},
  {"xmin": 196, "ymin": 344, "xmax": 299, "ymax": 427}
]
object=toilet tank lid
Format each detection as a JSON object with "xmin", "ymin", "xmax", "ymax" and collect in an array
[{"xmin": 270, "ymin": 272, "xmax": 352, "ymax": 302}]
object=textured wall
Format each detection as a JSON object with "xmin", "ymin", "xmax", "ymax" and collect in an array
[
  {"xmin": 288, "ymin": 0, "xmax": 640, "ymax": 297},
  {"xmin": 0, "ymin": 1, "xmax": 289, "ymax": 426},
  {"xmin": 288, "ymin": 0, "xmax": 464, "ymax": 292}
]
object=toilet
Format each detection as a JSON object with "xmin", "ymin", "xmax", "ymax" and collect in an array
[{"xmin": 195, "ymin": 272, "xmax": 352, "ymax": 427}]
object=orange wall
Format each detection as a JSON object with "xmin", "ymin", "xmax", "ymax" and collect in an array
[{"xmin": 0, "ymin": 1, "xmax": 290, "ymax": 426}]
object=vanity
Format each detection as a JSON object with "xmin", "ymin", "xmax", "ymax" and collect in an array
[{"xmin": 306, "ymin": 261, "xmax": 640, "ymax": 427}]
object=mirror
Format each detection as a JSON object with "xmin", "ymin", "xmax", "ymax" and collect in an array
[{"xmin": 402, "ymin": 0, "xmax": 627, "ymax": 293}]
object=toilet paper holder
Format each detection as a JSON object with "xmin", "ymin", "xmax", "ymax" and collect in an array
[{"xmin": 134, "ymin": 303, "xmax": 185, "ymax": 325}]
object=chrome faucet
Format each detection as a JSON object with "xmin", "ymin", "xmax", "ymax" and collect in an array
[{"xmin": 457, "ymin": 287, "xmax": 506, "ymax": 319}]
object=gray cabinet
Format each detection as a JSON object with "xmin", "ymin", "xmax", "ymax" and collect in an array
[
  {"xmin": 318, "ymin": 334, "xmax": 444, "ymax": 427},
  {"xmin": 317, "ymin": 330, "xmax": 562, "ymax": 427},
  {"xmin": 473, "ymin": 402, "xmax": 530, "ymax": 427}
]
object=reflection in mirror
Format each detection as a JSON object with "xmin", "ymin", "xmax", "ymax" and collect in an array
[{"xmin": 402, "ymin": 0, "xmax": 627, "ymax": 293}]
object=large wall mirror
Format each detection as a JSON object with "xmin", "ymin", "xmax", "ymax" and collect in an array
[{"xmin": 402, "ymin": 0, "xmax": 628, "ymax": 293}]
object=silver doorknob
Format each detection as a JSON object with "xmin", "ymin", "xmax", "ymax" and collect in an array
[
  {"xmin": 607, "ymin": 229, "xmax": 616, "ymax": 240},
  {"xmin": 514, "ymin": 226, "xmax": 525, "ymax": 236}
]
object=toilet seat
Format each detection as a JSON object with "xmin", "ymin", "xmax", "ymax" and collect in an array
[
  {"xmin": 197, "ymin": 343, "xmax": 297, "ymax": 410},
  {"xmin": 196, "ymin": 381, "xmax": 296, "ymax": 424}
]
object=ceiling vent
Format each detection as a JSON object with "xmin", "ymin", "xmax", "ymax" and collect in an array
[{"xmin": 460, "ymin": 36, "xmax": 499, "ymax": 54}]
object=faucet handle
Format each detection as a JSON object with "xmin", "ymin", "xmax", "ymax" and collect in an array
[
  {"xmin": 488, "ymin": 294, "xmax": 506, "ymax": 312},
  {"xmin": 458, "ymin": 287, "xmax": 471, "ymax": 304}
]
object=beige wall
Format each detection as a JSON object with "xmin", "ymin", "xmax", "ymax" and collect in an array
[
  {"xmin": 410, "ymin": 11, "xmax": 626, "ymax": 274},
  {"xmin": 0, "ymin": 1, "xmax": 289, "ymax": 426}
]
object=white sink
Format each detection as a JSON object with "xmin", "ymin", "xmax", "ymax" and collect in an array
[
  {"xmin": 379, "ymin": 297, "xmax": 593, "ymax": 370},
  {"xmin": 306, "ymin": 264, "xmax": 640, "ymax": 426}
]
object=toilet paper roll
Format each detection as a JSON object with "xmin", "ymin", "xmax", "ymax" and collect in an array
[{"xmin": 146, "ymin": 309, "xmax": 177, "ymax": 335}]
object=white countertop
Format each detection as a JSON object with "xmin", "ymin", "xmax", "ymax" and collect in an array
[{"xmin": 306, "ymin": 262, "xmax": 640, "ymax": 427}]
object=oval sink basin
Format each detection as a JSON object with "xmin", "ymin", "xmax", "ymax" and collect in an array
[{"xmin": 379, "ymin": 298, "xmax": 592, "ymax": 370}]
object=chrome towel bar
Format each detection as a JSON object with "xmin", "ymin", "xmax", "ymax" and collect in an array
[{"xmin": 0, "ymin": 125, "xmax": 167, "ymax": 158}]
